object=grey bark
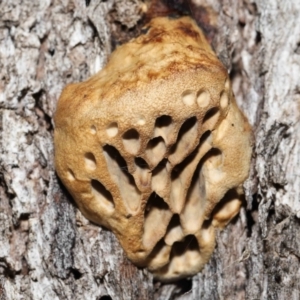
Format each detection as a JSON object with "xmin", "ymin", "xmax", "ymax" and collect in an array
[{"xmin": 0, "ymin": 0, "xmax": 299, "ymax": 299}]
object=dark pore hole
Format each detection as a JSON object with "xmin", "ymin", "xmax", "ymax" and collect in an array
[
  {"xmin": 91, "ymin": 179, "xmax": 114, "ymax": 207},
  {"xmin": 203, "ymin": 107, "xmax": 219, "ymax": 123},
  {"xmin": 103, "ymin": 145, "xmax": 138, "ymax": 190},
  {"xmin": 103, "ymin": 144, "xmax": 129, "ymax": 173},
  {"xmin": 211, "ymin": 188, "xmax": 240, "ymax": 216},
  {"xmin": 176, "ymin": 117, "xmax": 197, "ymax": 142},
  {"xmin": 155, "ymin": 115, "xmax": 173, "ymax": 128},
  {"xmin": 166, "ymin": 214, "xmax": 181, "ymax": 232},
  {"xmin": 103, "ymin": 144, "xmax": 140, "ymax": 212},
  {"xmin": 152, "ymin": 158, "xmax": 168, "ymax": 176},
  {"xmin": 169, "ymin": 116, "xmax": 197, "ymax": 156},
  {"xmin": 84, "ymin": 152, "xmax": 97, "ymax": 164},
  {"xmin": 144, "ymin": 192, "xmax": 169, "ymax": 218},
  {"xmin": 146, "ymin": 136, "xmax": 164, "ymax": 151},
  {"xmin": 200, "ymin": 147, "xmax": 222, "ymax": 166},
  {"xmin": 171, "ymin": 235, "xmax": 199, "ymax": 258},
  {"xmin": 135, "ymin": 157, "xmax": 149, "ymax": 169},
  {"xmin": 147, "ymin": 238, "xmax": 166, "ymax": 260},
  {"xmin": 199, "ymin": 130, "xmax": 211, "ymax": 145},
  {"xmin": 122, "ymin": 128, "xmax": 139, "ymax": 141},
  {"xmin": 171, "ymin": 145, "xmax": 198, "ymax": 180}
]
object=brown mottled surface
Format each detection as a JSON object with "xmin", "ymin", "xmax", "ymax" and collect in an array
[{"xmin": 55, "ymin": 16, "xmax": 252, "ymax": 281}]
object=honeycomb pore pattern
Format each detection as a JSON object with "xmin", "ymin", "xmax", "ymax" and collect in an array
[{"xmin": 54, "ymin": 16, "xmax": 252, "ymax": 281}]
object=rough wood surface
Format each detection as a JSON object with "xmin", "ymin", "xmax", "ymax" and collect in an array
[{"xmin": 1, "ymin": 0, "xmax": 300, "ymax": 299}]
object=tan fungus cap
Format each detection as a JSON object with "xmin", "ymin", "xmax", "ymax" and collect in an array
[{"xmin": 54, "ymin": 16, "xmax": 252, "ymax": 281}]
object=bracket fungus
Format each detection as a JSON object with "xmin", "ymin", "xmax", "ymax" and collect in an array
[{"xmin": 54, "ymin": 17, "xmax": 252, "ymax": 281}]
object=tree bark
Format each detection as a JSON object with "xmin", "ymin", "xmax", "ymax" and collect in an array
[{"xmin": 1, "ymin": 0, "xmax": 300, "ymax": 299}]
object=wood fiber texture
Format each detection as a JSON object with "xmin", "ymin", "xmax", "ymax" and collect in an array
[{"xmin": 1, "ymin": 0, "xmax": 300, "ymax": 299}]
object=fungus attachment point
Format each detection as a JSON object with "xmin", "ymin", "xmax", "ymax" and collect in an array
[{"xmin": 54, "ymin": 16, "xmax": 252, "ymax": 281}]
